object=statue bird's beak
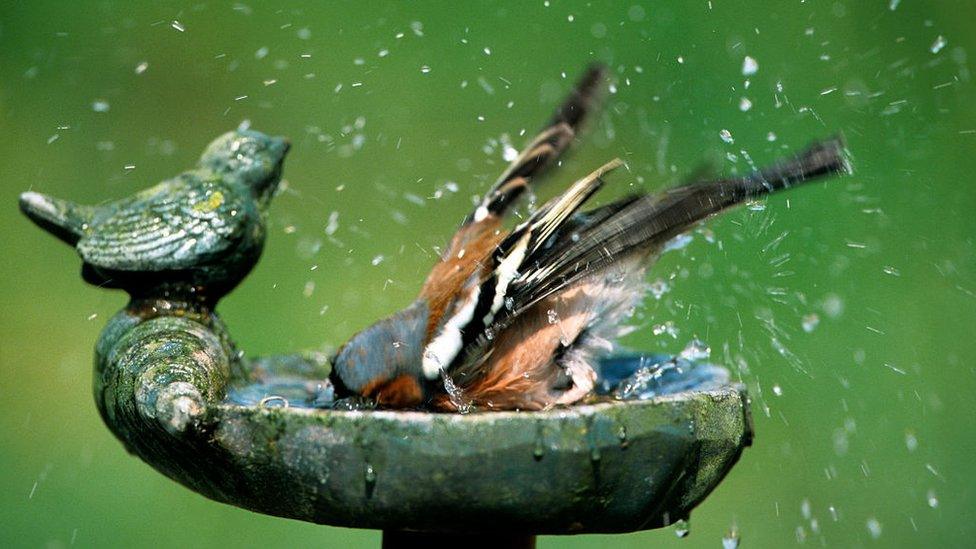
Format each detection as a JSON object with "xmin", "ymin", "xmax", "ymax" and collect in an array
[
  {"xmin": 19, "ymin": 191, "xmax": 90, "ymax": 246},
  {"xmin": 273, "ymin": 136, "xmax": 291, "ymax": 158}
]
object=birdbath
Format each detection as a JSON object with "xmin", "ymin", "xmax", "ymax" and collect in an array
[
  {"xmin": 20, "ymin": 129, "xmax": 753, "ymax": 547},
  {"xmin": 98, "ymin": 332, "xmax": 751, "ymax": 547}
]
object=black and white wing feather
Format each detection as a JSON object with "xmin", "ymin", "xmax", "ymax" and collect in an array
[{"xmin": 449, "ymin": 137, "xmax": 850, "ymax": 377}]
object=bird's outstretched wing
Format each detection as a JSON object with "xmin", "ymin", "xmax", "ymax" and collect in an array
[
  {"xmin": 435, "ymin": 138, "xmax": 850, "ymax": 410},
  {"xmin": 77, "ymin": 173, "xmax": 254, "ymax": 272},
  {"xmin": 464, "ymin": 63, "xmax": 609, "ymax": 228},
  {"xmin": 418, "ymin": 64, "xmax": 608, "ymax": 343}
]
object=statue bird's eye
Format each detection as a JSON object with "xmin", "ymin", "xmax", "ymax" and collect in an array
[{"xmin": 234, "ymin": 140, "xmax": 259, "ymax": 160}]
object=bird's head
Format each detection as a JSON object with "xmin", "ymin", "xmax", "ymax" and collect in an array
[{"xmin": 199, "ymin": 129, "xmax": 290, "ymax": 205}]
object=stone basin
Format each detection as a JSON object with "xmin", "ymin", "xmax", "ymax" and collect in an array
[{"xmin": 157, "ymin": 378, "xmax": 752, "ymax": 535}]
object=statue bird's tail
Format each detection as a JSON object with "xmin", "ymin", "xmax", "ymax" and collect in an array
[{"xmin": 19, "ymin": 191, "xmax": 92, "ymax": 246}]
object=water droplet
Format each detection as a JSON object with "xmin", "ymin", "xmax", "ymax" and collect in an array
[
  {"xmin": 722, "ymin": 528, "xmax": 740, "ymax": 549},
  {"xmin": 905, "ymin": 431, "xmax": 919, "ymax": 452},
  {"xmin": 664, "ymin": 233, "xmax": 694, "ymax": 252},
  {"xmin": 801, "ymin": 498, "xmax": 812, "ymax": 519},
  {"xmin": 802, "ymin": 313, "xmax": 820, "ymax": 333},
  {"xmin": 674, "ymin": 518, "xmax": 690, "ymax": 538},
  {"xmin": 738, "ymin": 97, "xmax": 753, "ymax": 112},
  {"xmin": 866, "ymin": 517, "xmax": 882, "ymax": 539},
  {"xmin": 719, "ymin": 129, "xmax": 734, "ymax": 144},
  {"xmin": 742, "ymin": 56, "xmax": 759, "ymax": 76},
  {"xmin": 533, "ymin": 424, "xmax": 545, "ymax": 461},
  {"xmin": 823, "ymin": 293, "xmax": 845, "ymax": 318},
  {"xmin": 325, "ymin": 211, "xmax": 340, "ymax": 236},
  {"xmin": 930, "ymin": 35, "xmax": 947, "ymax": 54},
  {"xmin": 617, "ymin": 425, "xmax": 629, "ymax": 449},
  {"xmin": 420, "ymin": 65, "xmax": 431, "ymax": 74},
  {"xmin": 171, "ymin": 20, "xmax": 185, "ymax": 32},
  {"xmin": 91, "ymin": 100, "xmax": 110, "ymax": 112},
  {"xmin": 134, "ymin": 61, "xmax": 149, "ymax": 74},
  {"xmin": 364, "ymin": 462, "xmax": 377, "ymax": 497},
  {"xmin": 772, "ymin": 384, "xmax": 783, "ymax": 397},
  {"xmin": 649, "ymin": 279, "xmax": 670, "ymax": 299},
  {"xmin": 652, "ymin": 321, "xmax": 678, "ymax": 338},
  {"xmin": 926, "ymin": 489, "xmax": 939, "ymax": 508},
  {"xmin": 547, "ymin": 309, "xmax": 560, "ymax": 324}
]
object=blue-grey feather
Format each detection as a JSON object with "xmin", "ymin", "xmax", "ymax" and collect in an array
[{"xmin": 332, "ymin": 301, "xmax": 429, "ymax": 393}]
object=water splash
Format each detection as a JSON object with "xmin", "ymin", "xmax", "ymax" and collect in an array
[{"xmin": 441, "ymin": 371, "xmax": 472, "ymax": 413}]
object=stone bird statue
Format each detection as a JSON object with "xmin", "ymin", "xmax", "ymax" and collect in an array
[
  {"xmin": 19, "ymin": 129, "xmax": 290, "ymax": 302},
  {"xmin": 331, "ymin": 65, "xmax": 850, "ymax": 411}
]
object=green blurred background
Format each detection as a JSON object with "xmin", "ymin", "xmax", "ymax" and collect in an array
[{"xmin": 1, "ymin": 1, "xmax": 974, "ymax": 547}]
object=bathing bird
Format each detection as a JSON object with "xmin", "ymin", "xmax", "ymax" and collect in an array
[
  {"xmin": 330, "ymin": 65, "xmax": 851, "ymax": 411},
  {"xmin": 19, "ymin": 129, "xmax": 290, "ymax": 301}
]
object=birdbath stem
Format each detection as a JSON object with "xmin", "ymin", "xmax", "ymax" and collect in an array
[{"xmin": 382, "ymin": 530, "xmax": 536, "ymax": 549}]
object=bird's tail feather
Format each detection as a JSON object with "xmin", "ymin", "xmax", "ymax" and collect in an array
[
  {"xmin": 509, "ymin": 137, "xmax": 852, "ymax": 312},
  {"xmin": 19, "ymin": 191, "xmax": 91, "ymax": 246}
]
